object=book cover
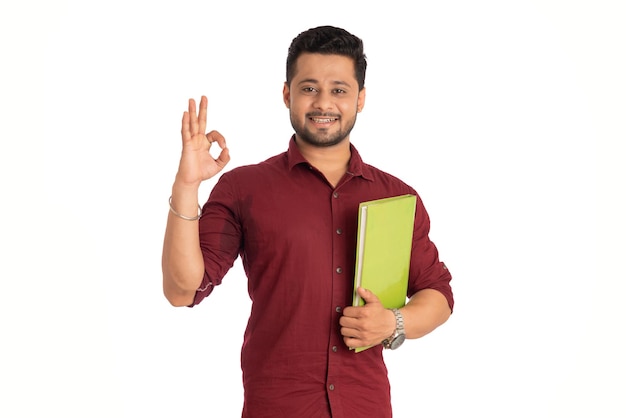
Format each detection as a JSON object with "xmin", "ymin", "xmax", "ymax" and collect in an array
[{"xmin": 352, "ymin": 194, "xmax": 417, "ymax": 352}]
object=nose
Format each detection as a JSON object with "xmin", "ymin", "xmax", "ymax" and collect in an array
[{"xmin": 313, "ymin": 90, "xmax": 333, "ymax": 112}]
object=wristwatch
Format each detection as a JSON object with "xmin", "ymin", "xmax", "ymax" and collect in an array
[{"xmin": 382, "ymin": 308, "xmax": 406, "ymax": 350}]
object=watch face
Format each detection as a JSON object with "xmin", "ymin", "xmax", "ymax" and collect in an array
[{"xmin": 390, "ymin": 334, "xmax": 406, "ymax": 350}]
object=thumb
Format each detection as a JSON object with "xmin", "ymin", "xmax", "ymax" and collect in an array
[{"xmin": 357, "ymin": 287, "xmax": 381, "ymax": 305}]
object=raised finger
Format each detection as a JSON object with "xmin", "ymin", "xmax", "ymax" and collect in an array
[
  {"xmin": 181, "ymin": 111, "xmax": 191, "ymax": 143},
  {"xmin": 188, "ymin": 98, "xmax": 198, "ymax": 136},
  {"xmin": 198, "ymin": 96, "xmax": 208, "ymax": 135}
]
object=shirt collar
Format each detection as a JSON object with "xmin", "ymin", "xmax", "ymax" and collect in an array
[{"xmin": 286, "ymin": 135, "xmax": 374, "ymax": 182}]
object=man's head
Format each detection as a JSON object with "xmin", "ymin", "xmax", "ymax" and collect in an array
[
  {"xmin": 284, "ymin": 26, "xmax": 367, "ymax": 148},
  {"xmin": 286, "ymin": 26, "xmax": 367, "ymax": 91}
]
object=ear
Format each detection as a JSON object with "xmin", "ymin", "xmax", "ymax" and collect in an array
[
  {"xmin": 357, "ymin": 87, "xmax": 366, "ymax": 112},
  {"xmin": 283, "ymin": 82, "xmax": 291, "ymax": 109}
]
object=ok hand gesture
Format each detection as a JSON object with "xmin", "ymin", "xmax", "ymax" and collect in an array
[{"xmin": 176, "ymin": 96, "xmax": 230, "ymax": 187}]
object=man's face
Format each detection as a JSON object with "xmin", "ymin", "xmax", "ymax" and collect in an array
[{"xmin": 283, "ymin": 53, "xmax": 366, "ymax": 147}]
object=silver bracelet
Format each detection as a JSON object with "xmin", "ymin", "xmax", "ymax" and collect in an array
[{"xmin": 169, "ymin": 196, "xmax": 202, "ymax": 221}]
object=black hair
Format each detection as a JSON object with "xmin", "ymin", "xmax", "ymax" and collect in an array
[{"xmin": 286, "ymin": 26, "xmax": 367, "ymax": 90}]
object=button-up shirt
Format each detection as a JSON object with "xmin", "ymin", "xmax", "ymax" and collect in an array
[{"xmin": 193, "ymin": 137, "xmax": 454, "ymax": 418}]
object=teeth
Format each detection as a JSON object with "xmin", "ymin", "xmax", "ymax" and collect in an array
[{"xmin": 313, "ymin": 118, "xmax": 334, "ymax": 123}]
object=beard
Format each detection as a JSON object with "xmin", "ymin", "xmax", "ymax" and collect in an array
[{"xmin": 290, "ymin": 111, "xmax": 357, "ymax": 148}]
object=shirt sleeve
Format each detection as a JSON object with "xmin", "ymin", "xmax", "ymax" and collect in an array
[
  {"xmin": 407, "ymin": 193, "xmax": 454, "ymax": 312},
  {"xmin": 191, "ymin": 172, "xmax": 243, "ymax": 307}
]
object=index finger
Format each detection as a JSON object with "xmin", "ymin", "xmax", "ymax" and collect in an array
[
  {"xmin": 341, "ymin": 305, "xmax": 361, "ymax": 318},
  {"xmin": 206, "ymin": 130, "xmax": 226, "ymax": 148}
]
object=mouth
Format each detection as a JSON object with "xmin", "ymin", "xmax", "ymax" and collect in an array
[{"xmin": 308, "ymin": 114, "xmax": 339, "ymax": 127}]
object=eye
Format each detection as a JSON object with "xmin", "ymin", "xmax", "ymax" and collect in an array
[
  {"xmin": 302, "ymin": 87, "xmax": 318, "ymax": 94},
  {"xmin": 333, "ymin": 89, "xmax": 347, "ymax": 94}
]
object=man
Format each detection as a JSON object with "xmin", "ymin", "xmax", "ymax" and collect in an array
[{"xmin": 162, "ymin": 25, "xmax": 453, "ymax": 418}]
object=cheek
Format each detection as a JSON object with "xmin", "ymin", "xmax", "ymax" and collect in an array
[
  {"xmin": 289, "ymin": 100, "xmax": 309, "ymax": 117},
  {"xmin": 338, "ymin": 101, "xmax": 358, "ymax": 115}
]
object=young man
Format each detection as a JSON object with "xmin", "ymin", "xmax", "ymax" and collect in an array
[{"xmin": 162, "ymin": 26, "xmax": 453, "ymax": 418}]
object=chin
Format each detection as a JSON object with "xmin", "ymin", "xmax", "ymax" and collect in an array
[
  {"xmin": 302, "ymin": 134, "xmax": 347, "ymax": 148},
  {"xmin": 297, "ymin": 127, "xmax": 348, "ymax": 147}
]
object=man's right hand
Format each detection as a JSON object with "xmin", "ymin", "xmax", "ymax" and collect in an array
[
  {"xmin": 176, "ymin": 96, "xmax": 230, "ymax": 187},
  {"xmin": 163, "ymin": 96, "xmax": 229, "ymax": 307}
]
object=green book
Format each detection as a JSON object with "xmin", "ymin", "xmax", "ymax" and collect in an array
[{"xmin": 352, "ymin": 194, "xmax": 417, "ymax": 352}]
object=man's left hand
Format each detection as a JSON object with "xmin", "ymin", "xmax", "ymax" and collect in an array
[{"xmin": 339, "ymin": 287, "xmax": 396, "ymax": 349}]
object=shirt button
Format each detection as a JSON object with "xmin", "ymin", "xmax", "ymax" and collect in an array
[
  {"xmin": 336, "ymin": 228, "xmax": 343, "ymax": 235},
  {"xmin": 333, "ymin": 192, "xmax": 339, "ymax": 198},
  {"xmin": 335, "ymin": 306, "xmax": 342, "ymax": 313},
  {"xmin": 336, "ymin": 267, "xmax": 343, "ymax": 274},
  {"xmin": 329, "ymin": 384, "xmax": 335, "ymax": 391},
  {"xmin": 332, "ymin": 346, "xmax": 338, "ymax": 352}
]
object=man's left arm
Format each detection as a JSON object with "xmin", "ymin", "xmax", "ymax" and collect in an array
[{"xmin": 399, "ymin": 288, "xmax": 451, "ymax": 339}]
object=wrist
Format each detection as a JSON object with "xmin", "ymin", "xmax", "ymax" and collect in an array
[
  {"xmin": 382, "ymin": 308, "xmax": 406, "ymax": 350},
  {"xmin": 171, "ymin": 179, "xmax": 202, "ymax": 202},
  {"xmin": 385, "ymin": 309, "xmax": 396, "ymax": 337},
  {"xmin": 172, "ymin": 176, "xmax": 202, "ymax": 193},
  {"xmin": 170, "ymin": 184, "xmax": 202, "ymax": 221}
]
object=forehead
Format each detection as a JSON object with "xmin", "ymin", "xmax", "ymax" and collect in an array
[{"xmin": 292, "ymin": 53, "xmax": 357, "ymax": 85}]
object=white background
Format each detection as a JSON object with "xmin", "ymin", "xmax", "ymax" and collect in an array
[{"xmin": 1, "ymin": 1, "xmax": 624, "ymax": 417}]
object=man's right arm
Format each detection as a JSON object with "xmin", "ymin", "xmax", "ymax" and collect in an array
[
  {"xmin": 162, "ymin": 185, "xmax": 206, "ymax": 306},
  {"xmin": 161, "ymin": 96, "xmax": 230, "ymax": 307}
]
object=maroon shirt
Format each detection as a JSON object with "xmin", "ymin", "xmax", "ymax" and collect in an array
[{"xmin": 193, "ymin": 137, "xmax": 453, "ymax": 418}]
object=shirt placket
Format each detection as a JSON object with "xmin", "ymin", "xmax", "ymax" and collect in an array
[{"xmin": 326, "ymin": 184, "xmax": 352, "ymax": 417}]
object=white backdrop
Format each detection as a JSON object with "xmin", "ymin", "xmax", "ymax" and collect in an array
[{"xmin": 1, "ymin": 1, "xmax": 624, "ymax": 417}]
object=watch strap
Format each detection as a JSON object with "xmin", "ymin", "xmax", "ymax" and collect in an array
[{"xmin": 382, "ymin": 308, "xmax": 405, "ymax": 349}]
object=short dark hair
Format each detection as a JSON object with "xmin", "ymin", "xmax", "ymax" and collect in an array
[{"xmin": 286, "ymin": 26, "xmax": 367, "ymax": 90}]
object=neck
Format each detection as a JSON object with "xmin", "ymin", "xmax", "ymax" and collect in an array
[{"xmin": 295, "ymin": 136, "xmax": 351, "ymax": 187}]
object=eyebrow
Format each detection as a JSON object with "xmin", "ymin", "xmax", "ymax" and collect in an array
[{"xmin": 297, "ymin": 78, "xmax": 353, "ymax": 88}]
